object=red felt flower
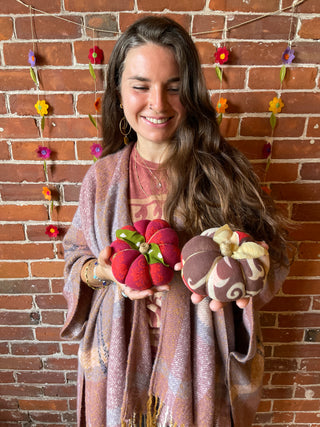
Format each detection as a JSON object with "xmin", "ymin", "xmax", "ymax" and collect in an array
[
  {"xmin": 214, "ymin": 47, "xmax": 229, "ymax": 65},
  {"xmin": 45, "ymin": 225, "xmax": 59, "ymax": 238},
  {"xmin": 110, "ymin": 219, "xmax": 180, "ymax": 290},
  {"xmin": 88, "ymin": 46, "xmax": 104, "ymax": 64}
]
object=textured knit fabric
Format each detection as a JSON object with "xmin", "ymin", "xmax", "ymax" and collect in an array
[{"xmin": 61, "ymin": 143, "xmax": 289, "ymax": 427}]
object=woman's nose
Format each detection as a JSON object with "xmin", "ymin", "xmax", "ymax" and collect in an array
[{"xmin": 149, "ymin": 87, "xmax": 167, "ymax": 113}]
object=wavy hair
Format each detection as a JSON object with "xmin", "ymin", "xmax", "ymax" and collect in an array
[{"xmin": 101, "ymin": 16, "xmax": 288, "ymax": 265}]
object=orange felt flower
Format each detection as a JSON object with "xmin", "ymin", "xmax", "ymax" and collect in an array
[
  {"xmin": 94, "ymin": 97, "xmax": 102, "ymax": 112},
  {"xmin": 216, "ymin": 97, "xmax": 228, "ymax": 114},
  {"xmin": 42, "ymin": 186, "xmax": 52, "ymax": 201}
]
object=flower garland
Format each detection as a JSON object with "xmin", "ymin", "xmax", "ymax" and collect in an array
[{"xmin": 214, "ymin": 46, "xmax": 230, "ymax": 124}]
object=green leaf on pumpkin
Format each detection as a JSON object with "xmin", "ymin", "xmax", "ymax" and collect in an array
[
  {"xmin": 30, "ymin": 67, "xmax": 37, "ymax": 85},
  {"xmin": 89, "ymin": 62, "xmax": 96, "ymax": 80},
  {"xmin": 215, "ymin": 65, "xmax": 222, "ymax": 82},
  {"xmin": 146, "ymin": 243, "xmax": 169, "ymax": 266},
  {"xmin": 280, "ymin": 65, "xmax": 287, "ymax": 83},
  {"xmin": 88, "ymin": 114, "xmax": 97, "ymax": 128},
  {"xmin": 270, "ymin": 112, "xmax": 277, "ymax": 129},
  {"xmin": 116, "ymin": 228, "xmax": 145, "ymax": 250}
]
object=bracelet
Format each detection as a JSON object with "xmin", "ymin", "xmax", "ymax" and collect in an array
[
  {"xmin": 93, "ymin": 261, "xmax": 108, "ymax": 287},
  {"xmin": 84, "ymin": 260, "xmax": 99, "ymax": 290}
]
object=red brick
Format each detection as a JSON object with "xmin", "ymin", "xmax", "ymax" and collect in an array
[
  {"xmin": 65, "ymin": 0, "xmax": 134, "ymax": 11},
  {"xmin": 0, "ymin": 372, "xmax": 14, "ymax": 383},
  {"xmin": 44, "ymin": 384, "xmax": 77, "ymax": 397},
  {"xmin": 35, "ymin": 327, "xmax": 62, "ymax": 341},
  {"xmin": 16, "ymin": 16, "xmax": 82, "ymax": 40},
  {"xmin": 228, "ymin": 15, "xmax": 295, "ymax": 40},
  {"xmin": 0, "ymin": 356, "xmax": 41, "ymax": 370},
  {"xmin": 0, "ymin": 311, "xmax": 40, "ymax": 326},
  {"xmin": 0, "ymin": 141, "xmax": 10, "ymax": 160},
  {"xmin": 307, "ymin": 117, "xmax": 320, "ymax": 138},
  {"xmin": 272, "ymin": 139, "xmax": 320, "ymax": 160},
  {"xmin": 77, "ymin": 93, "xmax": 104, "ymax": 115},
  {"xmin": 18, "ymin": 399, "xmax": 68, "ymax": 411},
  {"xmin": 0, "ymin": 343, "xmax": 9, "ymax": 354},
  {"xmin": 0, "ymin": 17, "xmax": 13, "ymax": 40},
  {"xmin": 29, "ymin": 412, "xmax": 63, "ymax": 423},
  {"xmin": 84, "ymin": 13, "xmax": 118, "ymax": 38},
  {"xmin": 0, "ymin": 326, "xmax": 34, "ymax": 340},
  {"xmin": 12, "ymin": 343, "xmax": 59, "ymax": 356},
  {"xmin": 0, "ymin": 224, "xmax": 25, "ymax": 241},
  {"xmin": 284, "ymin": 93, "xmax": 320, "ymax": 114},
  {"xmin": 295, "ymin": 385, "xmax": 320, "ymax": 399},
  {"xmin": 264, "ymin": 358, "xmax": 298, "ymax": 372},
  {"xmin": 212, "ymin": 91, "xmax": 272, "ymax": 114},
  {"xmin": 137, "ymin": 0, "xmax": 205, "ymax": 10},
  {"xmin": 51, "ymin": 279, "xmax": 64, "ymax": 293},
  {"xmin": 0, "ymin": 397, "xmax": 19, "ymax": 409},
  {"xmin": 299, "ymin": 17, "xmax": 320, "ymax": 40},
  {"xmin": 271, "ymin": 183, "xmax": 320, "ymax": 202},
  {"xmin": 301, "ymin": 358, "xmax": 320, "ymax": 371},
  {"xmin": 283, "ymin": 0, "xmax": 320, "ymax": 13},
  {"xmin": 0, "ymin": 295, "xmax": 33, "ymax": 310},
  {"xmin": 256, "ymin": 400, "xmax": 272, "ymax": 412},
  {"xmin": 289, "ymin": 260, "xmax": 320, "ymax": 277},
  {"xmin": 38, "ymin": 69, "xmax": 104, "ymax": 92},
  {"xmin": 203, "ymin": 67, "xmax": 246, "ymax": 90},
  {"xmin": 31, "ymin": 261, "xmax": 65, "ymax": 278},
  {"xmin": 192, "ymin": 15, "xmax": 224, "ymax": 39},
  {"xmin": 42, "ymin": 117, "xmax": 99, "ymax": 139},
  {"xmin": 209, "ymin": 0, "xmax": 279, "ymax": 12},
  {"xmin": 219, "ymin": 117, "xmax": 239, "ymax": 138},
  {"xmin": 261, "ymin": 328, "xmax": 303, "ymax": 343},
  {"xmin": 77, "ymin": 140, "xmax": 101, "ymax": 160},
  {"xmin": 0, "ymin": 0, "xmax": 61, "ymax": 13},
  {"xmin": 279, "ymin": 313, "xmax": 320, "ymax": 328},
  {"xmin": 36, "ymin": 295, "xmax": 67, "ymax": 309},
  {"xmin": 61, "ymin": 343, "xmax": 79, "ymax": 355},
  {"xmin": 51, "ymin": 205, "xmax": 77, "ymax": 222},
  {"xmin": 249, "ymin": 67, "xmax": 318, "ymax": 90},
  {"xmin": 16, "ymin": 371, "xmax": 65, "ymax": 384},
  {"xmin": 299, "ymin": 243, "xmax": 320, "ymax": 259},
  {"xmin": 3, "ymin": 42, "xmax": 73, "ymax": 66},
  {"xmin": 48, "ymin": 164, "xmax": 90, "ymax": 183},
  {"xmin": 274, "ymin": 344, "xmax": 320, "ymax": 359},
  {"xmin": 0, "ymin": 184, "xmax": 49, "ymax": 202},
  {"xmin": 63, "ymin": 184, "xmax": 81, "ymax": 202},
  {"xmin": 0, "ymin": 70, "xmax": 34, "ymax": 91},
  {"xmin": 271, "ymin": 412, "xmax": 294, "ymax": 424},
  {"xmin": 262, "ymin": 387, "xmax": 293, "ymax": 399},
  {"xmin": 0, "ymin": 204, "xmax": 48, "ymax": 221},
  {"xmin": 0, "ymin": 279, "xmax": 49, "ymax": 294},
  {"xmin": 262, "ymin": 296, "xmax": 311, "ymax": 312},
  {"xmin": 240, "ymin": 117, "xmax": 305, "ymax": 138},
  {"xmin": 282, "ymin": 279, "xmax": 320, "ymax": 295},
  {"xmin": 0, "ymin": 410, "xmax": 29, "ymax": 421},
  {"xmin": 41, "ymin": 310, "xmax": 65, "ymax": 325},
  {"xmin": 273, "ymin": 399, "xmax": 320, "ymax": 412},
  {"xmin": 296, "ymin": 413, "xmax": 320, "ymax": 424},
  {"xmin": 288, "ymin": 223, "xmax": 320, "ymax": 241},
  {"xmin": 260, "ymin": 312, "xmax": 276, "ymax": 327},
  {"xmin": 73, "ymin": 40, "xmax": 116, "ymax": 64},
  {"xmin": 229, "ymin": 42, "xmax": 288, "ymax": 66},
  {"xmin": 313, "ymin": 297, "xmax": 320, "ymax": 311},
  {"xmin": 44, "ymin": 357, "xmax": 78, "ymax": 370},
  {"xmin": 0, "ymin": 117, "xmax": 39, "ymax": 138},
  {"xmin": 0, "ymin": 164, "xmax": 44, "ymax": 183},
  {"xmin": 10, "ymin": 94, "xmax": 74, "ymax": 116},
  {"xmin": 254, "ymin": 162, "xmax": 298, "ymax": 183},
  {"xmin": 12, "ymin": 140, "xmax": 76, "ymax": 161},
  {"xmin": 300, "ymin": 163, "xmax": 320, "ymax": 180},
  {"xmin": 26, "ymin": 224, "xmax": 67, "ymax": 242},
  {"xmin": 0, "ymin": 243, "xmax": 54, "ymax": 260},
  {"xmin": 294, "ymin": 41, "xmax": 320, "ymax": 64},
  {"xmin": 56, "ymin": 242, "xmax": 64, "ymax": 260},
  {"xmin": 0, "ymin": 262, "xmax": 28, "ymax": 278}
]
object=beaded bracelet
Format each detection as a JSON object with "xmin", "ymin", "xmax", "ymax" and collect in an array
[
  {"xmin": 84, "ymin": 260, "xmax": 99, "ymax": 290},
  {"xmin": 93, "ymin": 261, "xmax": 108, "ymax": 287}
]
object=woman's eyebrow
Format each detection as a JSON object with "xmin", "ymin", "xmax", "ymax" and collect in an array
[{"xmin": 128, "ymin": 76, "xmax": 180, "ymax": 83}]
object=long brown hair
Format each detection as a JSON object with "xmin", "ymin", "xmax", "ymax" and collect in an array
[{"xmin": 102, "ymin": 16, "xmax": 288, "ymax": 265}]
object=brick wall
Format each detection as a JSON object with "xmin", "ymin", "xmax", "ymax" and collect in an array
[{"xmin": 0, "ymin": 0, "xmax": 319, "ymax": 425}]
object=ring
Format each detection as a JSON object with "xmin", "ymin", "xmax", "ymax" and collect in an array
[{"xmin": 121, "ymin": 285, "xmax": 128, "ymax": 298}]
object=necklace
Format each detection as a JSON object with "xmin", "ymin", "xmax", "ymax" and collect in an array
[{"xmin": 135, "ymin": 146, "xmax": 166, "ymax": 197}]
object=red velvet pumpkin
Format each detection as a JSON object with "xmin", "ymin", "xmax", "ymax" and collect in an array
[
  {"xmin": 181, "ymin": 224, "xmax": 268, "ymax": 302},
  {"xmin": 110, "ymin": 219, "xmax": 180, "ymax": 290}
]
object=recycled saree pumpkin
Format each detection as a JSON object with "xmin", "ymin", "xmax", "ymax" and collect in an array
[
  {"xmin": 110, "ymin": 219, "xmax": 180, "ymax": 290},
  {"xmin": 181, "ymin": 224, "xmax": 269, "ymax": 302}
]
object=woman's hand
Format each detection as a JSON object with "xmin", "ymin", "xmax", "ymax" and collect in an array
[{"xmin": 98, "ymin": 246, "xmax": 170, "ymax": 300}]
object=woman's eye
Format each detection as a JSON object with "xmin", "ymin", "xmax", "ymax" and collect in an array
[
  {"xmin": 168, "ymin": 87, "xmax": 180, "ymax": 93},
  {"xmin": 133, "ymin": 86, "xmax": 149, "ymax": 91}
]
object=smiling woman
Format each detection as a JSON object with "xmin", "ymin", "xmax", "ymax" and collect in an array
[{"xmin": 61, "ymin": 15, "xmax": 289, "ymax": 427}]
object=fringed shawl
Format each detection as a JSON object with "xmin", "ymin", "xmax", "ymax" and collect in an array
[{"xmin": 61, "ymin": 144, "xmax": 289, "ymax": 427}]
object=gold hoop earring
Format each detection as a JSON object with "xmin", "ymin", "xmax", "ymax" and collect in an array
[{"xmin": 119, "ymin": 116, "xmax": 131, "ymax": 145}]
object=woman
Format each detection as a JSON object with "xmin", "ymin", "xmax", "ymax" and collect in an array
[{"xmin": 61, "ymin": 16, "xmax": 289, "ymax": 427}]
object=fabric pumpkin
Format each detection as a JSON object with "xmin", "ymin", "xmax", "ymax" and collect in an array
[
  {"xmin": 181, "ymin": 224, "xmax": 268, "ymax": 302},
  {"xmin": 110, "ymin": 219, "xmax": 180, "ymax": 290}
]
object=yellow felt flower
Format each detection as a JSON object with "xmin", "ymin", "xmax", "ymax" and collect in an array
[
  {"xmin": 216, "ymin": 97, "xmax": 228, "ymax": 114},
  {"xmin": 42, "ymin": 186, "xmax": 52, "ymax": 201},
  {"xmin": 269, "ymin": 97, "xmax": 284, "ymax": 114},
  {"xmin": 35, "ymin": 100, "xmax": 49, "ymax": 116}
]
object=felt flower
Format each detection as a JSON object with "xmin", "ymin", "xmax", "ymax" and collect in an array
[
  {"xmin": 282, "ymin": 47, "xmax": 295, "ymax": 64},
  {"xmin": 94, "ymin": 97, "xmax": 102, "ymax": 112},
  {"xmin": 269, "ymin": 97, "xmax": 284, "ymax": 114},
  {"xmin": 214, "ymin": 47, "xmax": 229, "ymax": 65},
  {"xmin": 42, "ymin": 186, "xmax": 52, "ymax": 201},
  {"xmin": 216, "ymin": 97, "xmax": 228, "ymax": 114},
  {"xmin": 262, "ymin": 142, "xmax": 272, "ymax": 159},
  {"xmin": 36, "ymin": 146, "xmax": 51, "ymax": 159},
  {"xmin": 34, "ymin": 100, "xmax": 49, "ymax": 116},
  {"xmin": 45, "ymin": 225, "xmax": 59, "ymax": 238},
  {"xmin": 28, "ymin": 50, "xmax": 36, "ymax": 67},
  {"xmin": 261, "ymin": 186, "xmax": 272, "ymax": 195},
  {"xmin": 88, "ymin": 46, "xmax": 104, "ymax": 64},
  {"xmin": 90, "ymin": 143, "xmax": 103, "ymax": 158}
]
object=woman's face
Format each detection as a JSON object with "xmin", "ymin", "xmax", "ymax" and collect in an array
[{"xmin": 120, "ymin": 43, "xmax": 185, "ymax": 157}]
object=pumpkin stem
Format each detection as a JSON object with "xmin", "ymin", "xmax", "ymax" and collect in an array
[
  {"xmin": 220, "ymin": 241, "xmax": 233, "ymax": 257},
  {"xmin": 139, "ymin": 242, "xmax": 150, "ymax": 254}
]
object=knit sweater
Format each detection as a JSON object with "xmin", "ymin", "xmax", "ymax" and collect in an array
[{"xmin": 61, "ymin": 144, "xmax": 289, "ymax": 427}]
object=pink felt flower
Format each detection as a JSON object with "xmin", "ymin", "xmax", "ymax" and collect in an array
[
  {"xmin": 88, "ymin": 46, "xmax": 104, "ymax": 64},
  {"xmin": 36, "ymin": 146, "xmax": 51, "ymax": 160},
  {"xmin": 90, "ymin": 143, "xmax": 103, "ymax": 158},
  {"xmin": 214, "ymin": 47, "xmax": 229, "ymax": 65},
  {"xmin": 45, "ymin": 225, "xmax": 59, "ymax": 238}
]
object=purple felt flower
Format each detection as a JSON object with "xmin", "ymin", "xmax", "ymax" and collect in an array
[
  {"xmin": 90, "ymin": 143, "xmax": 103, "ymax": 158},
  {"xmin": 36, "ymin": 146, "xmax": 51, "ymax": 160},
  {"xmin": 281, "ymin": 47, "xmax": 295, "ymax": 64},
  {"xmin": 28, "ymin": 50, "xmax": 36, "ymax": 67}
]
